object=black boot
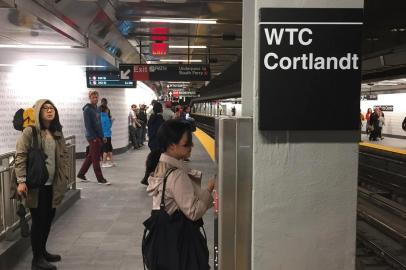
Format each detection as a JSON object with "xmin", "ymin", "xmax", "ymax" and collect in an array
[
  {"xmin": 31, "ymin": 257, "xmax": 57, "ymax": 270},
  {"xmin": 44, "ymin": 251, "xmax": 61, "ymax": 262}
]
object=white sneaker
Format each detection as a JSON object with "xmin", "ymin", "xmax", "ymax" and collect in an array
[{"xmin": 101, "ymin": 162, "xmax": 113, "ymax": 168}]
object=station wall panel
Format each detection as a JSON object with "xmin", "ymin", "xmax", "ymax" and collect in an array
[{"xmin": 0, "ymin": 67, "xmax": 152, "ymax": 154}]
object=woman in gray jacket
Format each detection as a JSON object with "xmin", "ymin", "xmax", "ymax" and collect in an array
[{"xmin": 15, "ymin": 99, "xmax": 69, "ymax": 270}]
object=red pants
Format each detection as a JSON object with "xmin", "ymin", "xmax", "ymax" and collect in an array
[{"xmin": 78, "ymin": 138, "xmax": 104, "ymax": 181}]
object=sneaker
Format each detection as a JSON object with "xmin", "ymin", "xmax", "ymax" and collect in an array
[
  {"xmin": 98, "ymin": 179, "xmax": 111, "ymax": 185},
  {"xmin": 101, "ymin": 162, "xmax": 113, "ymax": 168},
  {"xmin": 77, "ymin": 174, "xmax": 88, "ymax": 182}
]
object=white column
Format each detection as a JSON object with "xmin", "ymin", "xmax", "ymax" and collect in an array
[{"xmin": 242, "ymin": 1, "xmax": 363, "ymax": 269}]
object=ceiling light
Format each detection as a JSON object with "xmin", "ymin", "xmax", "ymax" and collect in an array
[
  {"xmin": 140, "ymin": 18, "xmax": 217, "ymax": 24},
  {"xmin": 169, "ymin": 45, "xmax": 207, "ymax": 49},
  {"xmin": 167, "ymin": 81, "xmax": 190, "ymax": 84},
  {"xmin": 159, "ymin": 59, "xmax": 202, "ymax": 63},
  {"xmin": 0, "ymin": 44, "xmax": 72, "ymax": 49}
]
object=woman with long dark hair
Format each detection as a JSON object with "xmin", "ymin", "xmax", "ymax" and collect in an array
[
  {"xmin": 15, "ymin": 99, "xmax": 69, "ymax": 270},
  {"xmin": 143, "ymin": 120, "xmax": 214, "ymax": 269}
]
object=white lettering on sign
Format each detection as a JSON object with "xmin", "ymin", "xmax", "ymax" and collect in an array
[
  {"xmin": 263, "ymin": 27, "xmax": 359, "ymax": 71},
  {"xmin": 264, "ymin": 52, "xmax": 359, "ymax": 70},
  {"xmin": 264, "ymin": 28, "xmax": 313, "ymax": 45}
]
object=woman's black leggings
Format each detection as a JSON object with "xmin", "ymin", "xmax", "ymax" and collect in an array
[{"xmin": 30, "ymin": 185, "xmax": 56, "ymax": 259}]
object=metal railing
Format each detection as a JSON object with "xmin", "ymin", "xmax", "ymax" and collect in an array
[{"xmin": 0, "ymin": 136, "xmax": 76, "ymax": 241}]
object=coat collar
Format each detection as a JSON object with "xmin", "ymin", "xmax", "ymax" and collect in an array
[{"xmin": 159, "ymin": 153, "xmax": 188, "ymax": 171}]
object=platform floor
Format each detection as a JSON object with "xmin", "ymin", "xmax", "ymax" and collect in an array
[
  {"xmin": 361, "ymin": 134, "xmax": 406, "ymax": 153},
  {"xmin": 10, "ymin": 135, "xmax": 216, "ymax": 270}
]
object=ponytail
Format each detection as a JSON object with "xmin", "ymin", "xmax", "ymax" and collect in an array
[{"xmin": 141, "ymin": 150, "xmax": 162, "ymax": 185}]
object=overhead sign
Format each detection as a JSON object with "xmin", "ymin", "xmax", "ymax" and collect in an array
[
  {"xmin": 119, "ymin": 65, "xmax": 133, "ymax": 80},
  {"xmin": 373, "ymin": 105, "xmax": 393, "ymax": 112},
  {"xmin": 86, "ymin": 70, "xmax": 136, "ymax": 88},
  {"xmin": 259, "ymin": 8, "xmax": 363, "ymax": 130},
  {"xmin": 361, "ymin": 94, "xmax": 378, "ymax": 100},
  {"xmin": 119, "ymin": 64, "xmax": 210, "ymax": 81}
]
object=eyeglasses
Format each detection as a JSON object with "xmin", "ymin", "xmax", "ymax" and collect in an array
[{"xmin": 41, "ymin": 106, "xmax": 55, "ymax": 111}]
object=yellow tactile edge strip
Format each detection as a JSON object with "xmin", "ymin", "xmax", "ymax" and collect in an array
[
  {"xmin": 359, "ymin": 142, "xmax": 406, "ymax": 155},
  {"xmin": 194, "ymin": 128, "xmax": 215, "ymax": 161}
]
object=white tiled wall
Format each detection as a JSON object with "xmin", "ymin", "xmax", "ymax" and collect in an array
[
  {"xmin": 361, "ymin": 93, "xmax": 406, "ymax": 137},
  {"xmin": 0, "ymin": 66, "xmax": 156, "ymax": 154}
]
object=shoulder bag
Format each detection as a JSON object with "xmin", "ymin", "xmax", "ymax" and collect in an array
[
  {"xmin": 26, "ymin": 126, "xmax": 49, "ymax": 189},
  {"xmin": 142, "ymin": 168, "xmax": 210, "ymax": 270}
]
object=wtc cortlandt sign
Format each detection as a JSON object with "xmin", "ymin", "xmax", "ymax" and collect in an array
[{"xmin": 259, "ymin": 8, "xmax": 363, "ymax": 130}]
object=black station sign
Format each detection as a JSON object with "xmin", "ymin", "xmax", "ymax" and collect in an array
[
  {"xmin": 86, "ymin": 70, "xmax": 136, "ymax": 88},
  {"xmin": 119, "ymin": 64, "xmax": 210, "ymax": 81},
  {"xmin": 259, "ymin": 8, "xmax": 363, "ymax": 130},
  {"xmin": 373, "ymin": 105, "xmax": 393, "ymax": 112}
]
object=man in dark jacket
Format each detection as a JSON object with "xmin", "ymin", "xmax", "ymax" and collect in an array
[
  {"xmin": 137, "ymin": 104, "xmax": 148, "ymax": 145},
  {"xmin": 147, "ymin": 102, "xmax": 165, "ymax": 151},
  {"xmin": 77, "ymin": 90, "xmax": 110, "ymax": 185}
]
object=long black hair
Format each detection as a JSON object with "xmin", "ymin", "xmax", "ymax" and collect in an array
[{"xmin": 141, "ymin": 120, "xmax": 192, "ymax": 185}]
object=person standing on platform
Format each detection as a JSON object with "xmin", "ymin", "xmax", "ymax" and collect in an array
[
  {"xmin": 378, "ymin": 108, "xmax": 385, "ymax": 140},
  {"xmin": 365, "ymin": 108, "xmax": 372, "ymax": 135},
  {"xmin": 77, "ymin": 90, "xmax": 110, "ymax": 185},
  {"xmin": 162, "ymin": 101, "xmax": 175, "ymax": 121},
  {"xmin": 137, "ymin": 104, "xmax": 148, "ymax": 145},
  {"xmin": 100, "ymin": 102, "xmax": 114, "ymax": 167},
  {"xmin": 147, "ymin": 102, "xmax": 165, "ymax": 151},
  {"xmin": 128, "ymin": 104, "xmax": 143, "ymax": 149},
  {"xmin": 15, "ymin": 99, "xmax": 68, "ymax": 270},
  {"xmin": 369, "ymin": 107, "xmax": 380, "ymax": 141}
]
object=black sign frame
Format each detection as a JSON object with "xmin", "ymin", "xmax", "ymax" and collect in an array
[{"xmin": 258, "ymin": 8, "xmax": 363, "ymax": 131}]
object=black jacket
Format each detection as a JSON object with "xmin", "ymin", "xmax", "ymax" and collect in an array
[{"xmin": 147, "ymin": 114, "xmax": 165, "ymax": 151}]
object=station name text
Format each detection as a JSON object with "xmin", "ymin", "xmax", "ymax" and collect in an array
[{"xmin": 263, "ymin": 27, "xmax": 359, "ymax": 71}]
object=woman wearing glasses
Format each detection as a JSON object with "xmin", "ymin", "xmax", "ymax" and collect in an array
[
  {"xmin": 15, "ymin": 99, "xmax": 69, "ymax": 270},
  {"xmin": 143, "ymin": 120, "xmax": 215, "ymax": 269}
]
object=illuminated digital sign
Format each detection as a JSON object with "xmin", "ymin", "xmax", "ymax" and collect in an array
[{"xmin": 86, "ymin": 70, "xmax": 136, "ymax": 88}]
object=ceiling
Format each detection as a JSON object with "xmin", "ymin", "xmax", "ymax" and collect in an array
[
  {"xmin": 111, "ymin": 0, "xmax": 242, "ymax": 95},
  {"xmin": 2, "ymin": 0, "xmax": 406, "ymax": 95}
]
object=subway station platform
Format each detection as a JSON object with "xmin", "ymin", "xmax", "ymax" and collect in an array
[
  {"xmin": 9, "ymin": 134, "xmax": 216, "ymax": 270},
  {"xmin": 360, "ymin": 134, "xmax": 406, "ymax": 155}
]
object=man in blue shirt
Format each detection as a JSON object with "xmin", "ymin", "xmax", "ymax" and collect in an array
[{"xmin": 77, "ymin": 90, "xmax": 110, "ymax": 185}]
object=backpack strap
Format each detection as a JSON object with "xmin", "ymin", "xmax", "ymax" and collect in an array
[{"xmin": 160, "ymin": 167, "xmax": 177, "ymax": 209}]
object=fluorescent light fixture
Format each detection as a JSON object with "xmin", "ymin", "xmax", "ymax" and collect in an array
[
  {"xmin": 167, "ymin": 81, "xmax": 190, "ymax": 84},
  {"xmin": 140, "ymin": 18, "xmax": 217, "ymax": 24},
  {"xmin": 169, "ymin": 45, "xmax": 207, "ymax": 49},
  {"xmin": 0, "ymin": 44, "xmax": 72, "ymax": 49},
  {"xmin": 0, "ymin": 63, "xmax": 106, "ymax": 68},
  {"xmin": 159, "ymin": 59, "xmax": 202, "ymax": 63}
]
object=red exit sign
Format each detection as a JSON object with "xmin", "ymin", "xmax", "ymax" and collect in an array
[
  {"xmin": 151, "ymin": 43, "xmax": 168, "ymax": 55},
  {"xmin": 134, "ymin": 65, "xmax": 149, "ymax": 80}
]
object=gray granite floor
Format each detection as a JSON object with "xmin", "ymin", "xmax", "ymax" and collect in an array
[
  {"xmin": 10, "ymin": 135, "xmax": 216, "ymax": 270},
  {"xmin": 361, "ymin": 134, "xmax": 406, "ymax": 150}
]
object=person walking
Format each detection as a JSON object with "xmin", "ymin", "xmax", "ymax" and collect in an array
[
  {"xmin": 77, "ymin": 90, "xmax": 110, "ymax": 185},
  {"xmin": 15, "ymin": 99, "xmax": 68, "ymax": 270}
]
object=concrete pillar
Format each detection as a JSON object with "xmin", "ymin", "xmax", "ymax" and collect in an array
[{"xmin": 242, "ymin": 1, "xmax": 363, "ymax": 269}]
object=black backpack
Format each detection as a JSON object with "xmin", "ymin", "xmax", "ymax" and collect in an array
[
  {"xmin": 26, "ymin": 126, "xmax": 49, "ymax": 189},
  {"xmin": 13, "ymin": 108, "xmax": 25, "ymax": 131}
]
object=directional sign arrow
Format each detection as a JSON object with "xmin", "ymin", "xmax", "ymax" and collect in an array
[{"xmin": 120, "ymin": 69, "xmax": 130, "ymax": 80}]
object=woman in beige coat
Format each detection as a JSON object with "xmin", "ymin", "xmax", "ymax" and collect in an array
[
  {"xmin": 143, "ymin": 119, "xmax": 214, "ymax": 269},
  {"xmin": 15, "ymin": 99, "xmax": 69, "ymax": 270}
]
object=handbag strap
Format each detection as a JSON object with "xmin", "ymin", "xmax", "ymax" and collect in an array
[
  {"xmin": 29, "ymin": 126, "xmax": 39, "ymax": 150},
  {"xmin": 160, "ymin": 167, "xmax": 177, "ymax": 209}
]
